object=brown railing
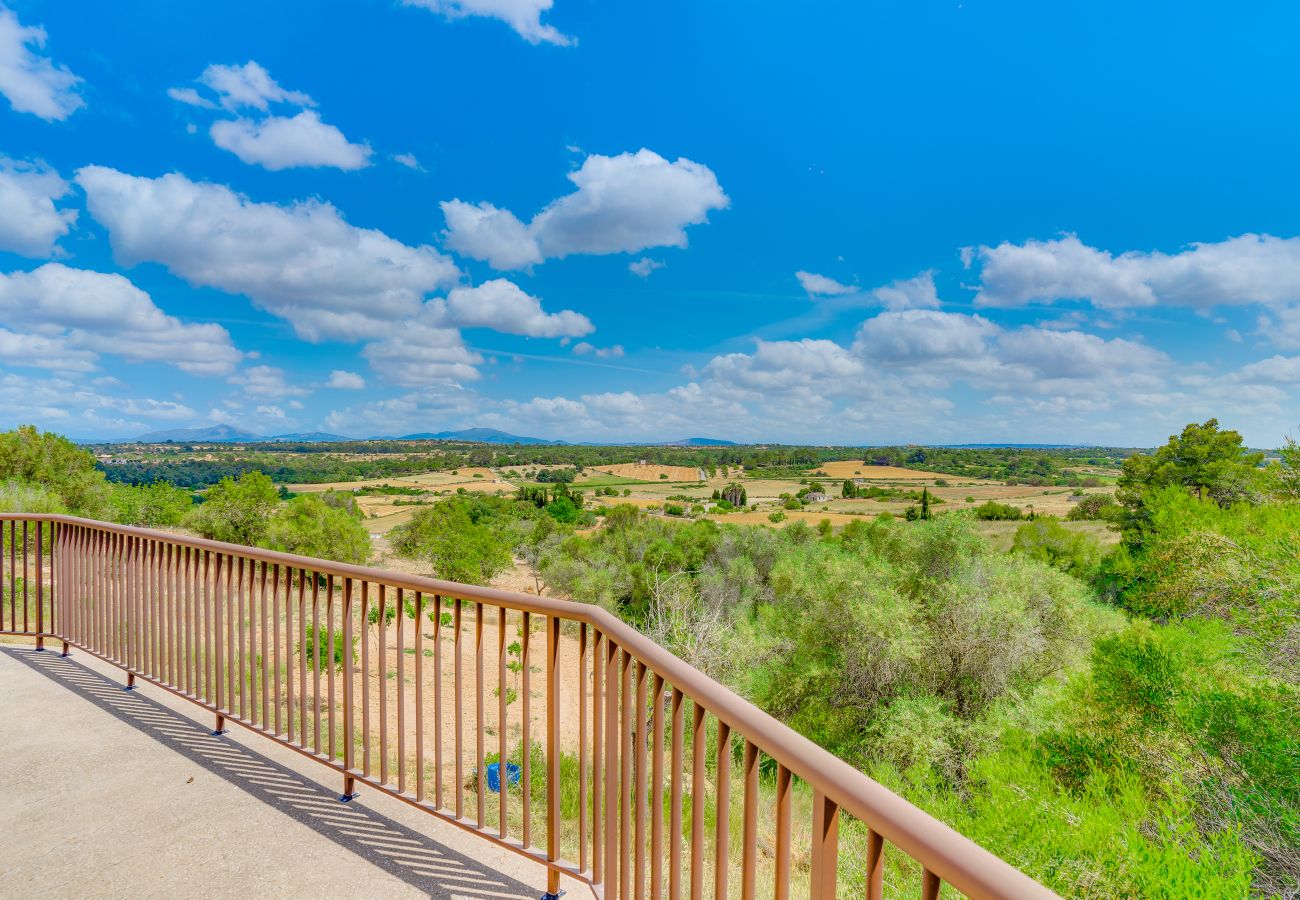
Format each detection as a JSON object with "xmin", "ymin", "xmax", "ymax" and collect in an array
[{"xmin": 0, "ymin": 514, "xmax": 1055, "ymax": 900}]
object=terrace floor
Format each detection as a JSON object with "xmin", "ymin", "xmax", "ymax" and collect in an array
[{"xmin": 0, "ymin": 643, "xmax": 572, "ymax": 899}]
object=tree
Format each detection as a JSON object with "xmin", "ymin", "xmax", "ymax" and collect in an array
[
  {"xmin": 263, "ymin": 494, "xmax": 371, "ymax": 564},
  {"xmin": 0, "ymin": 425, "xmax": 107, "ymax": 515},
  {"xmin": 390, "ymin": 501, "xmax": 512, "ymax": 585},
  {"xmin": 1119, "ymin": 419, "xmax": 1265, "ymax": 509},
  {"xmin": 721, "ymin": 483, "xmax": 746, "ymax": 507},
  {"xmin": 841, "ymin": 479, "xmax": 858, "ymax": 499},
  {"xmin": 1271, "ymin": 432, "xmax": 1300, "ymax": 501},
  {"xmin": 184, "ymin": 471, "xmax": 280, "ymax": 545}
]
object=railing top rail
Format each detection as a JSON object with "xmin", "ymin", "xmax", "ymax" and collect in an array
[{"xmin": 11, "ymin": 512, "xmax": 1054, "ymax": 899}]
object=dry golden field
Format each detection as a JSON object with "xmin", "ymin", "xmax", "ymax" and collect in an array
[
  {"xmin": 594, "ymin": 463, "xmax": 705, "ymax": 482},
  {"xmin": 809, "ymin": 461, "xmax": 967, "ymax": 481}
]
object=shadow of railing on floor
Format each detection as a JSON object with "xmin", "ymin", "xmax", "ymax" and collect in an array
[{"xmin": 5, "ymin": 647, "xmax": 537, "ymax": 900}]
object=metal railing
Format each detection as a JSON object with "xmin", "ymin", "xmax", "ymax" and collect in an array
[{"xmin": 0, "ymin": 514, "xmax": 1055, "ymax": 899}]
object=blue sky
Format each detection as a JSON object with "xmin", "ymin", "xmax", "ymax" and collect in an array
[{"xmin": 2, "ymin": 0, "xmax": 1300, "ymax": 446}]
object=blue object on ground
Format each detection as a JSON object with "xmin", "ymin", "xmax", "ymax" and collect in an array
[{"xmin": 486, "ymin": 762, "xmax": 522, "ymax": 793}]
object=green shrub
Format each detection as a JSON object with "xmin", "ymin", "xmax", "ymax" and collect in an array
[
  {"xmin": 264, "ymin": 494, "xmax": 371, "ymax": 564},
  {"xmin": 107, "ymin": 481, "xmax": 192, "ymax": 527},
  {"xmin": 184, "ymin": 471, "xmax": 279, "ymax": 545},
  {"xmin": 1011, "ymin": 518, "xmax": 1103, "ymax": 580}
]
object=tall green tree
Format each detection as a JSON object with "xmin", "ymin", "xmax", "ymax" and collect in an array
[
  {"xmin": 184, "ymin": 471, "xmax": 280, "ymax": 545},
  {"xmin": 389, "ymin": 500, "xmax": 512, "ymax": 585},
  {"xmin": 263, "ymin": 494, "xmax": 370, "ymax": 564},
  {"xmin": 1118, "ymin": 419, "xmax": 1264, "ymax": 510}
]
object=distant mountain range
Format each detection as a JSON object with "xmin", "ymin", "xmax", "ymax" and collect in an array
[{"xmin": 123, "ymin": 424, "xmax": 736, "ymax": 446}]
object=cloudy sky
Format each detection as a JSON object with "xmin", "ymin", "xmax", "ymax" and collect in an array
[{"xmin": 2, "ymin": 1, "xmax": 1299, "ymax": 446}]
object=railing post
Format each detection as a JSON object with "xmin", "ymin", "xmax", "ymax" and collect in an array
[
  {"xmin": 341, "ymin": 578, "xmax": 356, "ymax": 801},
  {"xmin": 810, "ymin": 791, "xmax": 838, "ymax": 899},
  {"xmin": 34, "ymin": 521, "xmax": 44, "ymax": 651},
  {"xmin": 543, "ymin": 614, "xmax": 563, "ymax": 899}
]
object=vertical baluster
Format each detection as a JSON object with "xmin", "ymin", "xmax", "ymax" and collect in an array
[
  {"xmin": 498, "ymin": 605, "xmax": 508, "ymax": 839},
  {"xmin": 296, "ymin": 570, "xmax": 306, "ymax": 748},
  {"xmin": 312, "ymin": 573, "xmax": 322, "ymax": 753},
  {"xmin": 651, "ymin": 673, "xmax": 666, "ymax": 900},
  {"xmin": 22, "ymin": 521, "xmax": 29, "ymax": 634},
  {"xmin": 361, "ymin": 581, "xmax": 371, "ymax": 776},
  {"xmin": 920, "ymin": 869, "xmax": 940, "ymax": 900},
  {"xmin": 810, "ymin": 792, "xmax": 839, "ymax": 900},
  {"xmin": 395, "ymin": 587, "xmax": 405, "ymax": 792},
  {"xmin": 475, "ymin": 601, "xmax": 485, "ymax": 827},
  {"xmin": 284, "ymin": 565, "xmax": 293, "ymax": 742},
  {"xmin": 432, "ymin": 593, "xmax": 443, "ymax": 807},
  {"xmin": 690, "ymin": 703, "xmax": 706, "ymax": 900},
  {"xmin": 621, "ymin": 652, "xmax": 633, "ymax": 900},
  {"xmin": 342, "ymin": 577, "xmax": 355, "ymax": 798},
  {"xmin": 521, "ymin": 611, "xmax": 532, "ymax": 846},
  {"xmin": 604, "ymin": 641, "xmax": 619, "ymax": 900},
  {"xmin": 203, "ymin": 549, "xmax": 212, "ymax": 704},
  {"xmin": 415, "ymin": 591, "xmax": 425, "ymax": 801},
  {"xmin": 380, "ymin": 584, "xmax": 390, "ymax": 786},
  {"xmin": 635, "ymin": 662, "xmax": 649, "ymax": 900},
  {"xmin": 865, "ymin": 831, "xmax": 884, "ymax": 900},
  {"xmin": 579, "ymin": 623, "xmax": 589, "ymax": 875},
  {"xmin": 741, "ymin": 741, "xmax": 759, "ymax": 900},
  {"xmin": 35, "ymin": 521, "xmax": 44, "ymax": 648},
  {"xmin": 670, "ymin": 687, "xmax": 684, "ymax": 900},
  {"xmin": 260, "ymin": 561, "xmax": 269, "ymax": 728},
  {"xmin": 546, "ymin": 614, "xmax": 562, "ymax": 900},
  {"xmin": 327, "ymin": 574, "xmax": 336, "ymax": 759},
  {"xmin": 453, "ymin": 597, "xmax": 463, "ymax": 817},
  {"xmin": 715, "ymin": 721, "xmax": 732, "ymax": 900},
  {"xmin": 774, "ymin": 765, "xmax": 792, "ymax": 900},
  {"xmin": 238, "ymin": 558, "xmax": 248, "ymax": 721},
  {"xmin": 273, "ymin": 564, "xmax": 282, "ymax": 735},
  {"xmin": 593, "ymin": 630, "xmax": 604, "ymax": 884}
]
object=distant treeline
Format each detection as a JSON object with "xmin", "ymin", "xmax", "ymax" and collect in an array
[{"xmin": 96, "ymin": 441, "xmax": 1135, "ymax": 489}]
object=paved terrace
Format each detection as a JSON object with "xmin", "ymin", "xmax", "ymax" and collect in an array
[{"xmin": 0, "ymin": 643, "xmax": 576, "ymax": 899}]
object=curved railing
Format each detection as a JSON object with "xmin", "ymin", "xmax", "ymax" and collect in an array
[{"xmin": 0, "ymin": 514, "xmax": 1056, "ymax": 899}]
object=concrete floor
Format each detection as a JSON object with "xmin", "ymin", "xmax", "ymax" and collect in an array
[{"xmin": 0, "ymin": 643, "xmax": 585, "ymax": 899}]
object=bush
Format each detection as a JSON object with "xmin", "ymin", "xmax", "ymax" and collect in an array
[
  {"xmin": 768, "ymin": 511, "xmax": 786, "ymax": 523},
  {"xmin": 664, "ymin": 503, "xmax": 685, "ymax": 517},
  {"xmin": 390, "ymin": 499, "xmax": 514, "ymax": 584},
  {"xmin": 1011, "ymin": 519, "xmax": 1103, "ymax": 580},
  {"xmin": 1066, "ymin": 492, "xmax": 1121, "ymax": 521},
  {"xmin": 0, "ymin": 426, "xmax": 106, "ymax": 515},
  {"xmin": 263, "ymin": 494, "xmax": 371, "ymax": 564},
  {"xmin": 0, "ymin": 479, "xmax": 66, "ymax": 515},
  {"xmin": 184, "ymin": 471, "xmax": 280, "ymax": 545},
  {"xmin": 972, "ymin": 500, "xmax": 1024, "ymax": 520},
  {"xmin": 301, "ymin": 622, "xmax": 355, "ymax": 665},
  {"xmin": 107, "ymin": 481, "xmax": 192, "ymax": 527}
]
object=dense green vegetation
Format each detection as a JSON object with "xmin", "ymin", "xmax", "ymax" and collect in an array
[{"xmin": 4, "ymin": 421, "xmax": 1296, "ymax": 895}]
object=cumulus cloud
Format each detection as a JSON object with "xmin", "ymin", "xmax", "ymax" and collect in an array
[
  {"xmin": 870, "ymin": 271, "xmax": 941, "ymax": 310},
  {"xmin": 629, "ymin": 257, "xmax": 665, "ymax": 278},
  {"xmin": 402, "ymin": 0, "xmax": 573, "ymax": 46},
  {"xmin": 796, "ymin": 270, "xmax": 854, "ymax": 297},
  {"xmin": 362, "ymin": 324, "xmax": 483, "ymax": 387},
  {"xmin": 210, "ymin": 111, "xmax": 371, "ymax": 171},
  {"xmin": 0, "ymin": 6, "xmax": 82, "ymax": 120},
  {"xmin": 393, "ymin": 152, "xmax": 422, "ymax": 170},
  {"xmin": 431, "ymin": 279, "xmax": 593, "ymax": 338},
  {"xmin": 973, "ymin": 233, "xmax": 1300, "ymax": 311},
  {"xmin": 324, "ymin": 383, "xmax": 479, "ymax": 435},
  {"xmin": 1235, "ymin": 354, "xmax": 1300, "ymax": 384},
  {"xmin": 0, "ymin": 264, "xmax": 243, "ymax": 375},
  {"xmin": 186, "ymin": 61, "xmax": 314, "ymax": 112},
  {"xmin": 854, "ymin": 309, "xmax": 999, "ymax": 366},
  {"xmin": 572, "ymin": 342, "xmax": 624, "ymax": 358},
  {"xmin": 442, "ymin": 149, "xmax": 728, "ymax": 269},
  {"xmin": 326, "ymin": 369, "xmax": 366, "ymax": 390},
  {"xmin": 705, "ymin": 339, "xmax": 865, "ymax": 394},
  {"xmin": 228, "ymin": 364, "xmax": 310, "ymax": 398},
  {"xmin": 0, "ymin": 158, "xmax": 76, "ymax": 257},
  {"xmin": 75, "ymin": 166, "xmax": 460, "ymax": 341},
  {"xmin": 0, "ymin": 372, "xmax": 203, "ymax": 437},
  {"xmin": 0, "ymin": 327, "xmax": 95, "ymax": 371},
  {"xmin": 171, "ymin": 61, "xmax": 369, "ymax": 171}
]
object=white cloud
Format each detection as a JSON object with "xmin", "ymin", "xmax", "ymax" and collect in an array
[
  {"xmin": 974, "ymin": 233, "xmax": 1300, "ymax": 311},
  {"xmin": 995, "ymin": 327, "xmax": 1167, "ymax": 380},
  {"xmin": 171, "ymin": 62, "xmax": 368, "ymax": 171},
  {"xmin": 440, "ymin": 201, "xmax": 542, "ymax": 269},
  {"xmin": 210, "ymin": 111, "xmax": 372, "ymax": 171},
  {"xmin": 362, "ymin": 325, "xmax": 483, "ymax": 387},
  {"xmin": 0, "ymin": 6, "xmax": 82, "ymax": 120},
  {"xmin": 796, "ymin": 270, "xmax": 854, "ymax": 297},
  {"xmin": 324, "ymin": 383, "xmax": 479, "ymax": 435},
  {"xmin": 326, "ymin": 369, "xmax": 366, "ymax": 390},
  {"xmin": 393, "ymin": 152, "xmax": 422, "ymax": 170},
  {"xmin": 432, "ymin": 278, "xmax": 593, "ymax": 337},
  {"xmin": 0, "ymin": 372, "xmax": 203, "ymax": 437},
  {"xmin": 75, "ymin": 166, "xmax": 460, "ymax": 341},
  {"xmin": 629, "ymin": 257, "xmax": 665, "ymax": 278},
  {"xmin": 705, "ymin": 339, "xmax": 866, "ymax": 394},
  {"xmin": 1235, "ymin": 354, "xmax": 1300, "ymax": 384},
  {"xmin": 0, "ymin": 158, "xmax": 76, "ymax": 257},
  {"xmin": 442, "ymin": 149, "xmax": 728, "ymax": 269},
  {"xmin": 228, "ymin": 364, "xmax": 310, "ymax": 397},
  {"xmin": 402, "ymin": 0, "xmax": 573, "ymax": 46},
  {"xmin": 0, "ymin": 328, "xmax": 95, "ymax": 371},
  {"xmin": 854, "ymin": 309, "xmax": 999, "ymax": 366},
  {"xmin": 573, "ymin": 342, "xmax": 624, "ymax": 358},
  {"xmin": 871, "ymin": 271, "xmax": 941, "ymax": 310},
  {"xmin": 0, "ymin": 263, "xmax": 243, "ymax": 375},
  {"xmin": 193, "ymin": 61, "xmax": 314, "ymax": 112}
]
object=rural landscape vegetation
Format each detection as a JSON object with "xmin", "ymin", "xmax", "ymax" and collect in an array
[{"xmin": 1, "ymin": 420, "xmax": 1296, "ymax": 896}]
